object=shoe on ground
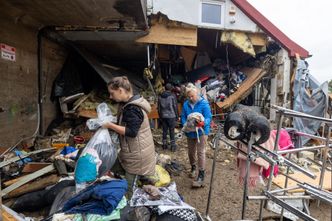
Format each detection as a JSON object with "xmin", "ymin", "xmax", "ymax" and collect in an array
[
  {"xmin": 192, "ymin": 170, "xmax": 205, "ymax": 188},
  {"xmin": 189, "ymin": 165, "xmax": 196, "ymax": 178}
]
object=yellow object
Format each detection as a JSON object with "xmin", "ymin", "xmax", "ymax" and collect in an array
[
  {"xmin": 221, "ymin": 31, "xmax": 256, "ymax": 57},
  {"xmin": 146, "ymin": 165, "xmax": 171, "ymax": 187},
  {"xmin": 144, "ymin": 68, "xmax": 153, "ymax": 79},
  {"xmin": 52, "ymin": 143, "xmax": 69, "ymax": 149}
]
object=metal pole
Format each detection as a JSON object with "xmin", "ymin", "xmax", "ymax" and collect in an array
[
  {"xmin": 258, "ymin": 112, "xmax": 284, "ymax": 221},
  {"xmin": 280, "ymin": 153, "xmax": 292, "ymax": 220},
  {"xmin": 271, "ymin": 105, "xmax": 332, "ymax": 124},
  {"xmin": 241, "ymin": 133, "xmax": 255, "ymax": 219},
  {"xmin": 318, "ymin": 127, "xmax": 331, "ymax": 207},
  {"xmin": 265, "ymin": 192, "xmax": 318, "ymax": 221},
  {"xmin": 269, "ymin": 185, "xmax": 300, "ymax": 194},
  {"xmin": 147, "ymin": 45, "xmax": 150, "ymax": 67},
  {"xmin": 277, "ymin": 144, "xmax": 332, "ymax": 155},
  {"xmin": 205, "ymin": 126, "xmax": 222, "ymax": 220},
  {"xmin": 295, "ymin": 131, "xmax": 331, "ymax": 143},
  {"xmin": 253, "ymin": 144, "xmax": 316, "ymax": 179},
  {"xmin": 248, "ymin": 195, "xmax": 312, "ymax": 200}
]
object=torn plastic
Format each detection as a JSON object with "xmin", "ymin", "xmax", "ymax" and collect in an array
[{"xmin": 293, "ymin": 59, "xmax": 329, "ymax": 144}]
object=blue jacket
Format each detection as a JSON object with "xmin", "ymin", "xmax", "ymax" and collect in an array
[
  {"xmin": 181, "ymin": 97, "xmax": 212, "ymax": 138},
  {"xmin": 63, "ymin": 179, "xmax": 127, "ymax": 215}
]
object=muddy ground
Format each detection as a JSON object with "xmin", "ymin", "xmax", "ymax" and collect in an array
[{"xmin": 158, "ymin": 135, "xmax": 331, "ymax": 221}]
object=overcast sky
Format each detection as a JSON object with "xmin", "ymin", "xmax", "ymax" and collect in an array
[{"xmin": 248, "ymin": 0, "xmax": 332, "ymax": 83}]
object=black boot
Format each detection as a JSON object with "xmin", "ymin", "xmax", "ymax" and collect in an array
[
  {"xmin": 162, "ymin": 140, "xmax": 167, "ymax": 150},
  {"xmin": 192, "ymin": 170, "xmax": 205, "ymax": 187},
  {"xmin": 170, "ymin": 140, "xmax": 177, "ymax": 152},
  {"xmin": 189, "ymin": 165, "xmax": 196, "ymax": 178}
]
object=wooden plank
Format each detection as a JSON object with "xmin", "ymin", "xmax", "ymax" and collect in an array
[
  {"xmin": 78, "ymin": 109, "xmax": 97, "ymax": 118},
  {"xmin": 2, "ymin": 205, "xmax": 25, "ymax": 221},
  {"xmin": 22, "ymin": 162, "xmax": 52, "ymax": 173},
  {"xmin": 148, "ymin": 104, "xmax": 159, "ymax": 119},
  {"xmin": 180, "ymin": 47, "xmax": 196, "ymax": 71},
  {"xmin": 247, "ymin": 33, "xmax": 267, "ymax": 46},
  {"xmin": 273, "ymin": 171, "xmax": 331, "ymax": 193},
  {"xmin": 216, "ymin": 68, "xmax": 266, "ymax": 109},
  {"xmin": 136, "ymin": 23, "xmax": 197, "ymax": 47},
  {"xmin": 0, "ymin": 148, "xmax": 55, "ymax": 168},
  {"xmin": 1, "ymin": 164, "xmax": 55, "ymax": 197},
  {"xmin": 7, "ymin": 174, "xmax": 59, "ymax": 198},
  {"xmin": 3, "ymin": 175, "xmax": 29, "ymax": 187}
]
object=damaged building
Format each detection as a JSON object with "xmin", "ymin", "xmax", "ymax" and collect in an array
[{"xmin": 1, "ymin": 0, "xmax": 331, "ymax": 221}]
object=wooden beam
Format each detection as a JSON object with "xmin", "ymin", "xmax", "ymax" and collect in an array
[
  {"xmin": 248, "ymin": 33, "xmax": 267, "ymax": 46},
  {"xmin": 3, "ymin": 175, "xmax": 29, "ymax": 187},
  {"xmin": 0, "ymin": 148, "xmax": 55, "ymax": 169},
  {"xmin": 2, "ymin": 205, "xmax": 25, "ymax": 221},
  {"xmin": 1, "ymin": 164, "xmax": 55, "ymax": 197},
  {"xmin": 136, "ymin": 23, "xmax": 197, "ymax": 47},
  {"xmin": 216, "ymin": 68, "xmax": 266, "ymax": 109},
  {"xmin": 6, "ymin": 174, "xmax": 59, "ymax": 198},
  {"xmin": 22, "ymin": 163, "xmax": 52, "ymax": 173}
]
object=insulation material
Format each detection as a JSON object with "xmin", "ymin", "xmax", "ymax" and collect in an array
[
  {"xmin": 221, "ymin": 31, "xmax": 256, "ymax": 57},
  {"xmin": 136, "ymin": 23, "xmax": 197, "ymax": 46}
]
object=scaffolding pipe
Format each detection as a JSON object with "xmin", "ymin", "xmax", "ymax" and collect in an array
[
  {"xmin": 271, "ymin": 105, "xmax": 332, "ymax": 124},
  {"xmin": 265, "ymin": 191, "xmax": 318, "ymax": 221},
  {"xmin": 277, "ymin": 144, "xmax": 332, "ymax": 155},
  {"xmin": 248, "ymin": 195, "xmax": 312, "ymax": 200},
  {"xmin": 241, "ymin": 134, "xmax": 255, "ymax": 220},
  {"xmin": 253, "ymin": 144, "xmax": 316, "ymax": 179},
  {"xmin": 205, "ymin": 126, "xmax": 223, "ymax": 221}
]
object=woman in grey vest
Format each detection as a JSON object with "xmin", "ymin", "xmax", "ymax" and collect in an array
[{"xmin": 103, "ymin": 76, "xmax": 156, "ymax": 198}]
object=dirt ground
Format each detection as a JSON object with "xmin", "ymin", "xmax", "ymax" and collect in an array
[{"xmin": 157, "ymin": 135, "xmax": 331, "ymax": 221}]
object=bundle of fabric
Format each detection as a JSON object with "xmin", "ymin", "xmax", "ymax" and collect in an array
[
  {"xmin": 62, "ymin": 179, "xmax": 128, "ymax": 215},
  {"xmin": 182, "ymin": 112, "xmax": 205, "ymax": 142},
  {"xmin": 224, "ymin": 104, "xmax": 270, "ymax": 145}
]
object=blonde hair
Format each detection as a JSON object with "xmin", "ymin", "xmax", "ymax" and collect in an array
[
  {"xmin": 185, "ymin": 83, "xmax": 198, "ymax": 95},
  {"xmin": 107, "ymin": 76, "xmax": 133, "ymax": 93}
]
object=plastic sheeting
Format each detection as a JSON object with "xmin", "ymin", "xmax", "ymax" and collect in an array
[{"xmin": 293, "ymin": 59, "xmax": 329, "ymax": 144}]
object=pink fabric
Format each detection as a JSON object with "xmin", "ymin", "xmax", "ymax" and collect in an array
[
  {"xmin": 271, "ymin": 129, "xmax": 294, "ymax": 151},
  {"xmin": 237, "ymin": 129, "xmax": 295, "ymax": 184},
  {"xmin": 238, "ymin": 158, "xmax": 261, "ymax": 188},
  {"xmin": 262, "ymin": 129, "xmax": 294, "ymax": 178}
]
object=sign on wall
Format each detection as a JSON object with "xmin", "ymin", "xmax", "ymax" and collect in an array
[{"xmin": 1, "ymin": 43, "xmax": 16, "ymax": 62}]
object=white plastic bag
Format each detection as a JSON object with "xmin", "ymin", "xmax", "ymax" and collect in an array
[
  {"xmin": 75, "ymin": 103, "xmax": 118, "ymax": 186},
  {"xmin": 81, "ymin": 129, "xmax": 118, "ymax": 175},
  {"xmin": 86, "ymin": 103, "xmax": 117, "ymax": 130}
]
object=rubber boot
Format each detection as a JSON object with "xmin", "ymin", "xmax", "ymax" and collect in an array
[
  {"xmin": 162, "ymin": 140, "xmax": 167, "ymax": 150},
  {"xmin": 170, "ymin": 140, "xmax": 177, "ymax": 152},
  {"xmin": 189, "ymin": 165, "xmax": 196, "ymax": 178},
  {"xmin": 192, "ymin": 170, "xmax": 205, "ymax": 188}
]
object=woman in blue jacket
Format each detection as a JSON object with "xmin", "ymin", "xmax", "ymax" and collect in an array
[{"xmin": 181, "ymin": 83, "xmax": 212, "ymax": 187}]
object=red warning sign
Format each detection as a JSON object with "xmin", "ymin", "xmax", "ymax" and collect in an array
[{"xmin": 1, "ymin": 43, "xmax": 16, "ymax": 62}]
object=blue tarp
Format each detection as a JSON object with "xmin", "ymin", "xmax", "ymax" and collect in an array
[{"xmin": 293, "ymin": 59, "xmax": 329, "ymax": 144}]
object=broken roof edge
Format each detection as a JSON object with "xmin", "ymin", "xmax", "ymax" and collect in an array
[
  {"xmin": 231, "ymin": 0, "xmax": 309, "ymax": 58},
  {"xmin": 149, "ymin": 12, "xmax": 198, "ymax": 29}
]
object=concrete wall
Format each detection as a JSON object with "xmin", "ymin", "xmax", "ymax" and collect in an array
[
  {"xmin": 0, "ymin": 18, "xmax": 66, "ymax": 147},
  {"xmin": 149, "ymin": 0, "xmax": 260, "ymax": 32}
]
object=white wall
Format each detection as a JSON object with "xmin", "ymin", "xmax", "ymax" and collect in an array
[{"xmin": 148, "ymin": 0, "xmax": 260, "ymax": 32}]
